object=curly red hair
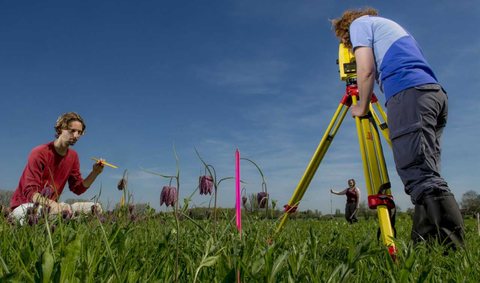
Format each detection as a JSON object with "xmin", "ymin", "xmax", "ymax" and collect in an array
[{"xmin": 331, "ymin": 8, "xmax": 378, "ymax": 50}]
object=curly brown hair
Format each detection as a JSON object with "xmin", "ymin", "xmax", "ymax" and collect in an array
[
  {"xmin": 331, "ymin": 8, "xmax": 378, "ymax": 50},
  {"xmin": 54, "ymin": 112, "xmax": 86, "ymax": 138}
]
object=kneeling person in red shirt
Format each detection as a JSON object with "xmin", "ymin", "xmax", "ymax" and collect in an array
[{"xmin": 10, "ymin": 112, "xmax": 104, "ymax": 218}]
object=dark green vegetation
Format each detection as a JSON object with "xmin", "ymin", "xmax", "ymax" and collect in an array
[{"xmin": 1, "ymin": 211, "xmax": 479, "ymax": 283}]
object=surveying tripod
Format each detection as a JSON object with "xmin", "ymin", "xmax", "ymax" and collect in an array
[{"xmin": 276, "ymin": 44, "xmax": 397, "ymax": 258}]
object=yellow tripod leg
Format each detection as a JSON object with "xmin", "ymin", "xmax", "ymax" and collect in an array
[
  {"xmin": 370, "ymin": 104, "xmax": 391, "ymax": 148},
  {"xmin": 370, "ymin": 119, "xmax": 392, "ymax": 195},
  {"xmin": 364, "ymin": 121, "xmax": 395, "ymax": 247},
  {"xmin": 277, "ymin": 102, "xmax": 350, "ymax": 233},
  {"xmin": 353, "ymin": 96, "xmax": 374, "ymax": 196},
  {"xmin": 353, "ymin": 96, "xmax": 396, "ymax": 251}
]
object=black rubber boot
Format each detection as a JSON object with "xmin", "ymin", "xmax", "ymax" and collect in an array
[{"xmin": 411, "ymin": 192, "xmax": 464, "ymax": 249}]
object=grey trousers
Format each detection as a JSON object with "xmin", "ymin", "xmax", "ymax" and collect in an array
[
  {"xmin": 345, "ymin": 202, "xmax": 358, "ymax": 223},
  {"xmin": 387, "ymin": 84, "xmax": 450, "ymax": 205}
]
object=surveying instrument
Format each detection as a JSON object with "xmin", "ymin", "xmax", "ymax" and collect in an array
[{"xmin": 276, "ymin": 44, "xmax": 397, "ymax": 258}]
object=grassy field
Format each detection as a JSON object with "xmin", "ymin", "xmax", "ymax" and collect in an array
[{"xmin": 1, "ymin": 211, "xmax": 479, "ymax": 282}]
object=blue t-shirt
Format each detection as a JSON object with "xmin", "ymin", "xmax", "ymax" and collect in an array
[{"xmin": 349, "ymin": 16, "xmax": 438, "ymax": 102}]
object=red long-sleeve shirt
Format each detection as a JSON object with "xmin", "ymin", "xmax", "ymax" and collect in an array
[{"xmin": 10, "ymin": 141, "xmax": 88, "ymax": 211}]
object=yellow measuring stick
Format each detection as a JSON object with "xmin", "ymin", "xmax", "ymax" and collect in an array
[{"xmin": 90, "ymin": 157, "xmax": 118, "ymax": 169}]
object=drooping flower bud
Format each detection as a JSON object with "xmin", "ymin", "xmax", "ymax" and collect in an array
[
  {"xmin": 61, "ymin": 210, "xmax": 71, "ymax": 221},
  {"xmin": 117, "ymin": 178, "xmax": 127, "ymax": 191},
  {"xmin": 8, "ymin": 216, "xmax": 16, "ymax": 226},
  {"xmin": 242, "ymin": 196, "xmax": 247, "ymax": 206},
  {"xmin": 168, "ymin": 187, "xmax": 177, "ymax": 207},
  {"xmin": 28, "ymin": 215, "xmax": 39, "ymax": 226},
  {"xmin": 257, "ymin": 192, "xmax": 269, "ymax": 209},
  {"xmin": 41, "ymin": 187, "xmax": 54, "ymax": 199},
  {"xmin": 160, "ymin": 186, "xmax": 168, "ymax": 206},
  {"xmin": 128, "ymin": 204, "xmax": 135, "ymax": 214},
  {"xmin": 199, "ymin": 175, "xmax": 213, "ymax": 195},
  {"xmin": 26, "ymin": 206, "xmax": 35, "ymax": 216},
  {"xmin": 51, "ymin": 225, "xmax": 57, "ymax": 233},
  {"xmin": 130, "ymin": 213, "xmax": 136, "ymax": 221},
  {"xmin": 100, "ymin": 217, "xmax": 106, "ymax": 224},
  {"xmin": 205, "ymin": 210, "xmax": 211, "ymax": 219},
  {"xmin": 91, "ymin": 204, "xmax": 100, "ymax": 215},
  {"xmin": 161, "ymin": 186, "xmax": 177, "ymax": 207}
]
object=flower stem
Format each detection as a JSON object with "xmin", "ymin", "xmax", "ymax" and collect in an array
[{"xmin": 174, "ymin": 176, "xmax": 180, "ymax": 283}]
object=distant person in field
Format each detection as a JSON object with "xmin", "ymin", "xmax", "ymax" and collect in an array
[
  {"xmin": 331, "ymin": 8, "xmax": 464, "ymax": 247},
  {"xmin": 331, "ymin": 179, "xmax": 361, "ymax": 223},
  {"xmin": 10, "ymin": 112, "xmax": 104, "ymax": 218}
]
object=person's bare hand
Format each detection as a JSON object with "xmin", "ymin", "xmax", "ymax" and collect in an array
[
  {"xmin": 350, "ymin": 104, "xmax": 367, "ymax": 117},
  {"xmin": 93, "ymin": 158, "xmax": 105, "ymax": 174}
]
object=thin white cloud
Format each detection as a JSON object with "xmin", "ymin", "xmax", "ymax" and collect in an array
[{"xmin": 197, "ymin": 59, "xmax": 289, "ymax": 95}]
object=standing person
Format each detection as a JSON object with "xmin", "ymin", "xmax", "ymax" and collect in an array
[
  {"xmin": 10, "ymin": 112, "xmax": 104, "ymax": 219},
  {"xmin": 331, "ymin": 179, "xmax": 361, "ymax": 223},
  {"xmin": 331, "ymin": 8, "xmax": 464, "ymax": 247}
]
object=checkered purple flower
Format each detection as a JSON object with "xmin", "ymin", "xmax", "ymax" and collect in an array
[
  {"xmin": 257, "ymin": 192, "xmax": 269, "ymax": 209},
  {"xmin": 199, "ymin": 175, "xmax": 213, "ymax": 195},
  {"xmin": 41, "ymin": 187, "xmax": 54, "ymax": 199},
  {"xmin": 160, "ymin": 186, "xmax": 177, "ymax": 207}
]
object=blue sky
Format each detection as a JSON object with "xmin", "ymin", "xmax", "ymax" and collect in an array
[{"xmin": 1, "ymin": 0, "xmax": 479, "ymax": 214}]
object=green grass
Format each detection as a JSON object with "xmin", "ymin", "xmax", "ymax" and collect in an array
[{"xmin": 0, "ymin": 213, "xmax": 479, "ymax": 282}]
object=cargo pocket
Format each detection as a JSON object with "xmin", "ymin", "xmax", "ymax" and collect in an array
[
  {"xmin": 414, "ymin": 84, "xmax": 441, "ymax": 91},
  {"xmin": 389, "ymin": 121, "xmax": 426, "ymax": 169}
]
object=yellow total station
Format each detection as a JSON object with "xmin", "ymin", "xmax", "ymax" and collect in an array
[{"xmin": 337, "ymin": 43, "xmax": 357, "ymax": 82}]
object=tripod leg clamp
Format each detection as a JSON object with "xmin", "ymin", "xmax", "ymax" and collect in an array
[
  {"xmin": 368, "ymin": 194, "xmax": 395, "ymax": 210},
  {"xmin": 284, "ymin": 205, "xmax": 298, "ymax": 214}
]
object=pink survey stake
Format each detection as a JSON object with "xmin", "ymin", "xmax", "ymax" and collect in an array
[{"xmin": 235, "ymin": 149, "xmax": 241, "ymax": 235}]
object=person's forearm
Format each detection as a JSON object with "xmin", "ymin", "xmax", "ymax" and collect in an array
[
  {"xmin": 356, "ymin": 71, "xmax": 375, "ymax": 116},
  {"xmin": 353, "ymin": 47, "xmax": 376, "ymax": 116},
  {"xmin": 82, "ymin": 171, "xmax": 101, "ymax": 188},
  {"xmin": 331, "ymin": 189, "xmax": 345, "ymax": 195}
]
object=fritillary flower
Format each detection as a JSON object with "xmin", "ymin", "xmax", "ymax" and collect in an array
[
  {"xmin": 41, "ymin": 187, "xmax": 54, "ymax": 198},
  {"xmin": 117, "ymin": 178, "xmax": 127, "ymax": 191},
  {"xmin": 91, "ymin": 204, "xmax": 100, "ymax": 215},
  {"xmin": 28, "ymin": 215, "xmax": 39, "ymax": 226},
  {"xmin": 205, "ymin": 210, "xmax": 211, "ymax": 219},
  {"xmin": 26, "ymin": 207, "xmax": 35, "ymax": 216},
  {"xmin": 160, "ymin": 186, "xmax": 177, "ymax": 207},
  {"xmin": 199, "ymin": 175, "xmax": 213, "ymax": 195},
  {"xmin": 242, "ymin": 196, "xmax": 247, "ymax": 206},
  {"xmin": 257, "ymin": 192, "xmax": 269, "ymax": 209},
  {"xmin": 61, "ymin": 210, "xmax": 71, "ymax": 221}
]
